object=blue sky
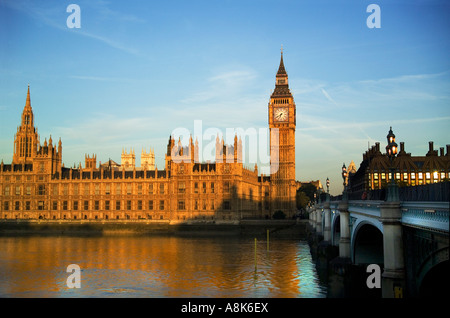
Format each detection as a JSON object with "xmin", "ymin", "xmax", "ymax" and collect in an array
[{"xmin": 0, "ymin": 0, "xmax": 449, "ymax": 195}]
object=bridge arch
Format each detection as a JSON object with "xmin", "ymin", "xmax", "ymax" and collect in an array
[
  {"xmin": 331, "ymin": 211, "xmax": 340, "ymax": 246},
  {"xmin": 352, "ymin": 222, "xmax": 384, "ymax": 265},
  {"xmin": 418, "ymin": 247, "xmax": 449, "ymax": 297}
]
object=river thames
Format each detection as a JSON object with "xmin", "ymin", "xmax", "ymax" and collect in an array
[{"xmin": 0, "ymin": 235, "xmax": 326, "ymax": 298}]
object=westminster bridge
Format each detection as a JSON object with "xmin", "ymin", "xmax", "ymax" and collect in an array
[{"xmin": 307, "ymin": 182, "xmax": 449, "ymax": 298}]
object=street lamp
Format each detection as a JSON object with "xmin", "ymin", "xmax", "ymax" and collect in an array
[
  {"xmin": 342, "ymin": 163, "xmax": 348, "ymax": 200},
  {"xmin": 342, "ymin": 163, "xmax": 347, "ymax": 188},
  {"xmin": 326, "ymin": 177, "xmax": 330, "ymax": 194},
  {"xmin": 385, "ymin": 126, "xmax": 399, "ymax": 201}
]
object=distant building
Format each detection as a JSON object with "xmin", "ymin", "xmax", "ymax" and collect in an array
[
  {"xmin": 349, "ymin": 140, "xmax": 450, "ymax": 195},
  {"xmin": 296, "ymin": 180, "xmax": 323, "ymax": 191}
]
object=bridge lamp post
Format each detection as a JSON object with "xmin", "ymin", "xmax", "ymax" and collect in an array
[
  {"xmin": 342, "ymin": 163, "xmax": 348, "ymax": 201},
  {"xmin": 385, "ymin": 127, "xmax": 399, "ymax": 202},
  {"xmin": 326, "ymin": 177, "xmax": 330, "ymax": 194}
]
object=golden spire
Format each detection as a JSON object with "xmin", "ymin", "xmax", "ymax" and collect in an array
[{"xmin": 25, "ymin": 84, "xmax": 31, "ymax": 108}]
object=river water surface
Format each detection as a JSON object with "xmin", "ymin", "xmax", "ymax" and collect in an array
[{"xmin": 0, "ymin": 235, "xmax": 327, "ymax": 298}]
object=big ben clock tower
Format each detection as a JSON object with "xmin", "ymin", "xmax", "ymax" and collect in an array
[{"xmin": 269, "ymin": 49, "xmax": 297, "ymax": 217}]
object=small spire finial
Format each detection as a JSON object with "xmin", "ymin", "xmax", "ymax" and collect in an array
[
  {"xmin": 281, "ymin": 44, "xmax": 283, "ymax": 55},
  {"xmin": 25, "ymin": 84, "xmax": 31, "ymax": 108}
]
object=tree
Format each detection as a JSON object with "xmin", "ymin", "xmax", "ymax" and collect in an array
[
  {"xmin": 297, "ymin": 183, "xmax": 317, "ymax": 205},
  {"xmin": 296, "ymin": 191, "xmax": 310, "ymax": 210}
]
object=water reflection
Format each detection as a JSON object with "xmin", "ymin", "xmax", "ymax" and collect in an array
[{"xmin": 0, "ymin": 236, "xmax": 326, "ymax": 298}]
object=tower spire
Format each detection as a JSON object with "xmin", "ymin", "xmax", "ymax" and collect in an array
[
  {"xmin": 277, "ymin": 46, "xmax": 287, "ymax": 76},
  {"xmin": 271, "ymin": 48, "xmax": 291, "ymax": 98},
  {"xmin": 25, "ymin": 84, "xmax": 31, "ymax": 109}
]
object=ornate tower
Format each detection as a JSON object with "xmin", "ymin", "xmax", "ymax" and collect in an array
[
  {"xmin": 12, "ymin": 85, "xmax": 40, "ymax": 164},
  {"xmin": 121, "ymin": 148, "xmax": 136, "ymax": 169},
  {"xmin": 141, "ymin": 147, "xmax": 155, "ymax": 170},
  {"xmin": 268, "ymin": 49, "xmax": 297, "ymax": 216}
]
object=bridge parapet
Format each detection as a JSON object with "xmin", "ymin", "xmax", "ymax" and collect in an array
[
  {"xmin": 326, "ymin": 200, "xmax": 448, "ymax": 234},
  {"xmin": 401, "ymin": 202, "xmax": 449, "ymax": 233}
]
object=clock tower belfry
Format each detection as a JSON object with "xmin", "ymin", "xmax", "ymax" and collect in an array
[{"xmin": 268, "ymin": 49, "xmax": 297, "ymax": 217}]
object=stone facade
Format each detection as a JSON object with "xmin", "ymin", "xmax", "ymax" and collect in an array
[{"xmin": 0, "ymin": 54, "xmax": 297, "ymax": 222}]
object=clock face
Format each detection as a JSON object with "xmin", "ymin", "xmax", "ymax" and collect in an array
[{"xmin": 274, "ymin": 107, "xmax": 288, "ymax": 122}]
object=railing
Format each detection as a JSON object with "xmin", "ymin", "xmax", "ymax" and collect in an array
[
  {"xmin": 323, "ymin": 198, "xmax": 449, "ymax": 233},
  {"xmin": 343, "ymin": 181, "xmax": 450, "ymax": 202}
]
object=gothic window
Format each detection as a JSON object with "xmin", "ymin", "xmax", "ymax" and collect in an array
[
  {"xmin": 224, "ymin": 181, "xmax": 230, "ymax": 194},
  {"xmin": 38, "ymin": 185, "xmax": 45, "ymax": 195},
  {"xmin": 178, "ymin": 182, "xmax": 185, "ymax": 194}
]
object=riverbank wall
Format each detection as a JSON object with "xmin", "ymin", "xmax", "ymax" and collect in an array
[{"xmin": 0, "ymin": 219, "xmax": 310, "ymax": 239}]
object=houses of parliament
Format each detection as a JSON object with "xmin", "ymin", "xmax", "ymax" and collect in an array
[{"xmin": 0, "ymin": 53, "xmax": 298, "ymax": 222}]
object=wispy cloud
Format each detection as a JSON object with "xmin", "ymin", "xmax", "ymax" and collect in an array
[
  {"xmin": 1, "ymin": 0, "xmax": 142, "ymax": 56},
  {"xmin": 320, "ymin": 87, "xmax": 338, "ymax": 106},
  {"xmin": 180, "ymin": 69, "xmax": 258, "ymax": 105}
]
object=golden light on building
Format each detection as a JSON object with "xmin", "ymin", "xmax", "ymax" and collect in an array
[{"xmin": 0, "ymin": 53, "xmax": 298, "ymax": 221}]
